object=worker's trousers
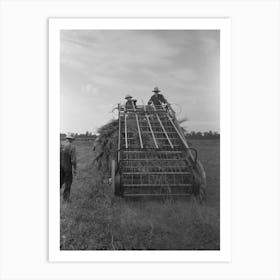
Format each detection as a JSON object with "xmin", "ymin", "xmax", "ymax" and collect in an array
[{"xmin": 60, "ymin": 168, "xmax": 73, "ymax": 201}]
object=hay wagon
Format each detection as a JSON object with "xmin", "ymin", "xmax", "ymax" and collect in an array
[{"xmin": 111, "ymin": 100, "xmax": 206, "ymax": 198}]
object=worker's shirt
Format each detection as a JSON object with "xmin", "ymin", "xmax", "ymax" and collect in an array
[
  {"xmin": 148, "ymin": 94, "xmax": 167, "ymax": 106},
  {"xmin": 60, "ymin": 141, "xmax": 77, "ymax": 171},
  {"xmin": 125, "ymin": 99, "xmax": 137, "ymax": 110}
]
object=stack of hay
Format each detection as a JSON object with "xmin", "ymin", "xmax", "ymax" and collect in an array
[
  {"xmin": 92, "ymin": 117, "xmax": 155, "ymax": 176},
  {"xmin": 92, "ymin": 119, "xmax": 119, "ymax": 176}
]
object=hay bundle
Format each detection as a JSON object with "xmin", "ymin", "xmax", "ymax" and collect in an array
[
  {"xmin": 93, "ymin": 119, "xmax": 119, "ymax": 175},
  {"xmin": 93, "ymin": 116, "xmax": 155, "ymax": 176}
]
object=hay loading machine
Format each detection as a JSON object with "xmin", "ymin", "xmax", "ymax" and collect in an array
[{"xmin": 111, "ymin": 101, "xmax": 206, "ymax": 198}]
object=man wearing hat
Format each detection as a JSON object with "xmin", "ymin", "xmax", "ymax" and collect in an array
[
  {"xmin": 148, "ymin": 87, "xmax": 167, "ymax": 106},
  {"xmin": 60, "ymin": 132, "xmax": 77, "ymax": 202},
  {"xmin": 124, "ymin": 94, "xmax": 137, "ymax": 112}
]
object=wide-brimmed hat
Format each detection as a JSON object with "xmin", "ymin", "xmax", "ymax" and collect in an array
[
  {"xmin": 66, "ymin": 132, "xmax": 75, "ymax": 140},
  {"xmin": 152, "ymin": 87, "xmax": 161, "ymax": 93},
  {"xmin": 125, "ymin": 94, "xmax": 133, "ymax": 99}
]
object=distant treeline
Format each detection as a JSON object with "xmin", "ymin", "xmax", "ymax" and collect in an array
[
  {"xmin": 185, "ymin": 131, "xmax": 220, "ymax": 139},
  {"xmin": 61, "ymin": 130, "xmax": 220, "ymax": 140},
  {"xmin": 60, "ymin": 132, "xmax": 97, "ymax": 141}
]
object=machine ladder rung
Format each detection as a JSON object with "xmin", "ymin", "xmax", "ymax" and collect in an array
[
  {"xmin": 124, "ymin": 114, "xmax": 128, "ymax": 149},
  {"xmin": 123, "ymin": 193, "xmax": 192, "ymax": 197},
  {"xmin": 158, "ymin": 100, "xmax": 190, "ymax": 150},
  {"xmin": 151, "ymin": 102, "xmax": 174, "ymax": 149},
  {"xmin": 123, "ymin": 184, "xmax": 192, "ymax": 187},
  {"xmin": 143, "ymin": 102, "xmax": 159, "ymax": 149},
  {"xmin": 122, "ymin": 172, "xmax": 191, "ymax": 175},
  {"xmin": 132, "ymin": 102, "xmax": 143, "ymax": 149}
]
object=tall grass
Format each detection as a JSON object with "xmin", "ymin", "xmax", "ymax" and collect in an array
[
  {"xmin": 61, "ymin": 172, "xmax": 219, "ymax": 250},
  {"xmin": 60, "ymin": 141, "xmax": 220, "ymax": 250}
]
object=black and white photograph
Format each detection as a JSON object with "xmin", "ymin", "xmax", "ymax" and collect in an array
[
  {"xmin": 48, "ymin": 18, "xmax": 231, "ymax": 262},
  {"xmin": 1, "ymin": 0, "xmax": 280, "ymax": 279},
  {"xmin": 59, "ymin": 28, "xmax": 220, "ymax": 251}
]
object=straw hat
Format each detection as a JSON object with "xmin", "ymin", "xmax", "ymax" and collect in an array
[
  {"xmin": 125, "ymin": 94, "xmax": 133, "ymax": 99},
  {"xmin": 66, "ymin": 132, "xmax": 75, "ymax": 140},
  {"xmin": 152, "ymin": 87, "xmax": 161, "ymax": 93}
]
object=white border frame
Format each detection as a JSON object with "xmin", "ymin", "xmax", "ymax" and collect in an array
[{"xmin": 49, "ymin": 18, "xmax": 231, "ymax": 262}]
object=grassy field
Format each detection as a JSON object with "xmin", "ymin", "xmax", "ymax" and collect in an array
[{"xmin": 60, "ymin": 139, "xmax": 220, "ymax": 250}]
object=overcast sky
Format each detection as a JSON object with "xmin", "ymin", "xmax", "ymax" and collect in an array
[{"xmin": 60, "ymin": 30, "xmax": 220, "ymax": 134}]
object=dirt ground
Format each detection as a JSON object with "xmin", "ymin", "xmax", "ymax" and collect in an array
[{"xmin": 60, "ymin": 139, "xmax": 220, "ymax": 250}]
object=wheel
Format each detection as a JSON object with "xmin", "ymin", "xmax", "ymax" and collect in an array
[
  {"xmin": 193, "ymin": 176, "xmax": 200, "ymax": 196},
  {"xmin": 115, "ymin": 172, "xmax": 121, "ymax": 196},
  {"xmin": 192, "ymin": 160, "xmax": 206, "ymax": 202},
  {"xmin": 111, "ymin": 160, "xmax": 121, "ymax": 196}
]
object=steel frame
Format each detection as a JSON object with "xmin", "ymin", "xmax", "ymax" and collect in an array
[{"xmin": 116, "ymin": 101, "xmax": 196, "ymax": 196}]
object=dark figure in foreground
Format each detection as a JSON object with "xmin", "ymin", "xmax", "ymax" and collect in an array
[
  {"xmin": 148, "ymin": 87, "xmax": 167, "ymax": 106},
  {"xmin": 60, "ymin": 132, "xmax": 77, "ymax": 202}
]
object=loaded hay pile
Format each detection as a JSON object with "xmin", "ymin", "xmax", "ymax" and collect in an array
[
  {"xmin": 92, "ymin": 118, "xmax": 155, "ymax": 176},
  {"xmin": 92, "ymin": 119, "xmax": 119, "ymax": 176}
]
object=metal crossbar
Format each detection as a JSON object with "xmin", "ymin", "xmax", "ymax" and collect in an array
[
  {"xmin": 122, "ymin": 172, "xmax": 191, "ymax": 175},
  {"xmin": 124, "ymin": 114, "xmax": 128, "ymax": 149},
  {"xmin": 132, "ymin": 101, "xmax": 143, "ymax": 149},
  {"xmin": 168, "ymin": 116, "xmax": 189, "ymax": 148},
  {"xmin": 142, "ymin": 102, "xmax": 159, "ymax": 149},
  {"xmin": 159, "ymin": 101, "xmax": 189, "ymax": 149},
  {"xmin": 118, "ymin": 104, "xmax": 121, "ymax": 162},
  {"xmin": 122, "ymin": 184, "xmax": 192, "ymax": 187},
  {"xmin": 151, "ymin": 102, "xmax": 174, "ymax": 149},
  {"xmin": 123, "ymin": 193, "xmax": 192, "ymax": 197}
]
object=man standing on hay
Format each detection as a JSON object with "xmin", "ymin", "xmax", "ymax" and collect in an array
[
  {"xmin": 60, "ymin": 132, "xmax": 77, "ymax": 202},
  {"xmin": 148, "ymin": 87, "xmax": 167, "ymax": 106},
  {"xmin": 124, "ymin": 94, "xmax": 137, "ymax": 112}
]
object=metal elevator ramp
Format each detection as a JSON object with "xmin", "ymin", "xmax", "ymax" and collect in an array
[{"xmin": 113, "ymin": 101, "xmax": 198, "ymax": 197}]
